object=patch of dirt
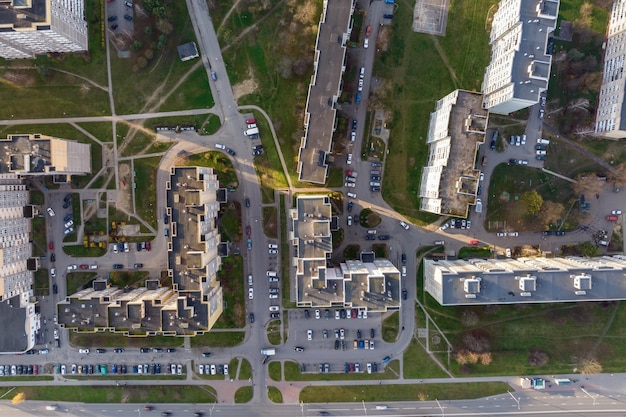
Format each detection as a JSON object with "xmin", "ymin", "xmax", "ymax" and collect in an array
[
  {"xmin": 3, "ymin": 71, "xmax": 36, "ymax": 87},
  {"xmin": 116, "ymin": 163, "xmax": 132, "ymax": 212},
  {"xmin": 232, "ymin": 70, "xmax": 258, "ymax": 100},
  {"xmin": 377, "ymin": 26, "xmax": 390, "ymax": 51}
]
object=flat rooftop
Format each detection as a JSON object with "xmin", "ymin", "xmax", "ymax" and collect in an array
[
  {"xmin": 0, "ymin": 294, "xmax": 29, "ymax": 352},
  {"xmin": 298, "ymin": 0, "xmax": 354, "ymax": 184},
  {"xmin": 0, "ymin": 0, "xmax": 48, "ymax": 28},
  {"xmin": 426, "ymin": 256, "xmax": 626, "ymax": 305}
]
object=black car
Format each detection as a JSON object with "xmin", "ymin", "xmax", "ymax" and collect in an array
[
  {"xmin": 107, "ymin": 16, "xmax": 117, "ymax": 21},
  {"xmin": 370, "ymin": 328, "xmax": 375, "ymax": 338},
  {"xmin": 64, "ymin": 194, "xmax": 72, "ymax": 203},
  {"xmin": 63, "ymin": 201, "xmax": 71, "ymax": 209},
  {"xmin": 378, "ymin": 235, "xmax": 390, "ymax": 240},
  {"xmin": 50, "ymin": 252, "xmax": 56, "ymax": 262},
  {"xmin": 356, "ymin": 330, "xmax": 361, "ymax": 339},
  {"xmin": 114, "ymin": 348, "xmax": 124, "ymax": 353},
  {"xmin": 113, "ymin": 264, "xmax": 124, "ymax": 269},
  {"xmin": 136, "ymin": 242, "xmax": 142, "ymax": 251},
  {"xmin": 202, "ymin": 352, "xmax": 211, "ymax": 358},
  {"xmin": 371, "ymin": 162, "xmax": 382, "ymax": 167},
  {"xmin": 334, "ymin": 340, "xmax": 339, "ymax": 350},
  {"xmin": 370, "ymin": 187, "xmax": 380, "ymax": 192},
  {"xmin": 347, "ymin": 201, "xmax": 353, "ymax": 212},
  {"xmin": 166, "ymin": 348, "xmax": 176, "ymax": 353},
  {"xmin": 536, "ymin": 155, "xmax": 546, "ymax": 161},
  {"xmin": 111, "ymin": 24, "xmax": 118, "ymax": 30},
  {"xmin": 402, "ymin": 288, "xmax": 408, "ymax": 300},
  {"xmin": 401, "ymin": 254, "xmax": 406, "ymax": 264},
  {"xmin": 304, "ymin": 309, "xmax": 310, "ymax": 319},
  {"xmin": 353, "ymin": 215, "xmax": 359, "ymax": 224},
  {"xmin": 163, "ymin": 214, "xmax": 169, "ymax": 224},
  {"xmin": 226, "ymin": 148, "xmax": 236, "ymax": 156},
  {"xmin": 542, "ymin": 231, "xmax": 554, "ymax": 236},
  {"xmin": 509, "ymin": 158, "xmax": 518, "ymax": 164},
  {"xmin": 340, "ymin": 309, "xmax": 346, "ymax": 319},
  {"xmin": 365, "ymin": 235, "xmax": 376, "ymax": 240},
  {"xmin": 245, "ymin": 198, "xmax": 250, "ymax": 207},
  {"xmin": 270, "ymin": 312, "xmax": 280, "ymax": 319},
  {"xmin": 52, "ymin": 284, "xmax": 58, "ymax": 294},
  {"xmin": 140, "ymin": 348, "xmax": 151, "ymax": 353},
  {"xmin": 153, "ymin": 348, "xmax": 163, "ymax": 353},
  {"xmin": 352, "ymin": 120, "xmax": 357, "ymax": 131},
  {"xmin": 249, "ymin": 313, "xmax": 255, "ymax": 323},
  {"xmin": 555, "ymin": 231, "xmax": 566, "ymax": 236},
  {"xmin": 124, "ymin": 14, "xmax": 133, "ymax": 21},
  {"xmin": 134, "ymin": 263, "xmax": 143, "ymax": 268},
  {"xmin": 370, "ymin": 176, "xmax": 380, "ymax": 181}
]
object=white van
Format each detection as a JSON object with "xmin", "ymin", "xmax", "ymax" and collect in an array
[
  {"xmin": 248, "ymin": 275, "xmax": 253, "ymax": 286},
  {"xmin": 266, "ymin": 270, "xmax": 278, "ymax": 277},
  {"xmin": 360, "ymin": 67, "xmax": 365, "ymax": 79}
]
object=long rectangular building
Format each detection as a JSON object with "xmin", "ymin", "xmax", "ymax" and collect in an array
[
  {"xmin": 425, "ymin": 256, "xmax": 626, "ymax": 306},
  {"xmin": 482, "ymin": 0, "xmax": 559, "ymax": 114},
  {"xmin": 595, "ymin": 0, "xmax": 626, "ymax": 138}
]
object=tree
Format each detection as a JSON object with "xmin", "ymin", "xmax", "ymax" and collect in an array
[
  {"xmin": 12, "ymin": 392, "xmax": 25, "ymax": 404},
  {"xmin": 521, "ymin": 190, "xmax": 543, "ymax": 215},
  {"xmin": 539, "ymin": 201, "xmax": 564, "ymax": 228}
]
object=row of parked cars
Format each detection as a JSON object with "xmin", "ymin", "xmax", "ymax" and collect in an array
[
  {"xmin": 344, "ymin": 362, "xmax": 378, "ymax": 373},
  {"xmin": 0, "ymin": 364, "xmax": 39, "ymax": 375},
  {"xmin": 307, "ymin": 308, "xmax": 369, "ymax": 320},
  {"xmin": 56, "ymin": 363, "xmax": 184, "ymax": 375},
  {"xmin": 197, "ymin": 363, "xmax": 229, "ymax": 375}
]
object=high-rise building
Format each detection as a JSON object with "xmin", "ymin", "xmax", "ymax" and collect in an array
[
  {"xmin": 482, "ymin": 0, "xmax": 559, "ymax": 114},
  {"xmin": 595, "ymin": 0, "xmax": 626, "ymax": 138},
  {"xmin": 0, "ymin": 173, "xmax": 38, "ymax": 354},
  {"xmin": 0, "ymin": 0, "xmax": 88, "ymax": 59}
]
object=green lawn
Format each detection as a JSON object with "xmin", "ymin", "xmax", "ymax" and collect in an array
[
  {"xmin": 219, "ymin": 203, "xmax": 242, "ymax": 242},
  {"xmin": 76, "ymin": 122, "xmax": 114, "ymax": 142},
  {"xmin": 133, "ymin": 156, "xmax": 161, "ymax": 229},
  {"xmin": 214, "ymin": 255, "xmax": 245, "ymax": 329},
  {"xmin": 403, "ymin": 307, "xmax": 449, "ymax": 379},
  {"xmin": 31, "ymin": 217, "xmax": 47, "ymax": 257},
  {"xmin": 268, "ymin": 361, "xmax": 282, "ymax": 381},
  {"xmin": 238, "ymin": 358, "xmax": 252, "ymax": 380},
  {"xmin": 66, "ymin": 272, "xmax": 98, "ymax": 294},
  {"xmin": 63, "ymin": 246, "xmax": 107, "ymax": 258},
  {"xmin": 267, "ymin": 320, "xmax": 282, "ymax": 345},
  {"xmin": 190, "ymin": 331, "xmax": 245, "ymax": 347},
  {"xmin": 234, "ymin": 386, "xmax": 253, "ymax": 403},
  {"xmin": 377, "ymin": 0, "xmax": 496, "ymax": 225},
  {"xmin": 34, "ymin": 269, "xmax": 50, "ymax": 297},
  {"xmin": 14, "ymin": 385, "xmax": 216, "ymax": 403},
  {"xmin": 299, "ymin": 382, "xmax": 510, "ymax": 403},
  {"xmin": 267, "ymin": 386, "xmax": 283, "ymax": 403},
  {"xmin": 457, "ymin": 246, "xmax": 492, "ymax": 259},
  {"xmin": 382, "ymin": 311, "xmax": 399, "ymax": 343},
  {"xmin": 262, "ymin": 206, "xmax": 278, "ymax": 238}
]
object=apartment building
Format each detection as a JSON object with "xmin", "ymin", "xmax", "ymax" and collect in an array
[
  {"xmin": 290, "ymin": 195, "xmax": 401, "ymax": 311},
  {"xmin": 425, "ymin": 256, "xmax": 626, "ymax": 306},
  {"xmin": 419, "ymin": 90, "xmax": 488, "ymax": 217},
  {"xmin": 0, "ymin": 0, "xmax": 88, "ymax": 59},
  {"xmin": 59, "ymin": 166, "xmax": 225, "ymax": 336},
  {"xmin": 0, "ymin": 173, "xmax": 38, "ymax": 354},
  {"xmin": 482, "ymin": 0, "xmax": 559, "ymax": 114},
  {"xmin": 595, "ymin": 0, "xmax": 626, "ymax": 138}
]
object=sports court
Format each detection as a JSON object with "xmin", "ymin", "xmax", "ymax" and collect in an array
[{"xmin": 412, "ymin": 0, "xmax": 450, "ymax": 36}]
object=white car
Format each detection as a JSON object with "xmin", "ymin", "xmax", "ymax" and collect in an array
[
  {"xmin": 137, "ymin": 364, "xmax": 143, "ymax": 374},
  {"xmin": 111, "ymin": 244, "xmax": 118, "ymax": 254},
  {"xmin": 177, "ymin": 364, "xmax": 183, "ymax": 375},
  {"xmin": 307, "ymin": 329, "xmax": 313, "ymax": 341},
  {"xmin": 248, "ymin": 288, "xmax": 254, "ymax": 300},
  {"xmin": 210, "ymin": 364, "xmax": 216, "ymax": 375},
  {"xmin": 364, "ymin": 38, "xmax": 369, "ymax": 48},
  {"xmin": 60, "ymin": 365, "xmax": 66, "ymax": 375},
  {"xmin": 335, "ymin": 310, "xmax": 340, "ymax": 320},
  {"xmin": 440, "ymin": 223, "xmax": 449, "ymax": 231},
  {"xmin": 171, "ymin": 364, "xmax": 176, "ymax": 374},
  {"xmin": 269, "ymin": 294, "xmax": 278, "ymax": 299},
  {"xmin": 64, "ymin": 227, "xmax": 74, "ymax": 235},
  {"xmin": 358, "ymin": 79, "xmax": 364, "ymax": 92},
  {"xmin": 350, "ymin": 131, "xmax": 356, "ymax": 141},
  {"xmin": 67, "ymin": 264, "xmax": 77, "ymax": 271},
  {"xmin": 369, "ymin": 340, "xmax": 374, "ymax": 350},
  {"xmin": 268, "ymin": 243, "xmax": 279, "ymax": 249},
  {"xmin": 46, "ymin": 207, "xmax": 55, "ymax": 217},
  {"xmin": 269, "ymin": 306, "xmax": 280, "ymax": 312},
  {"xmin": 315, "ymin": 309, "xmax": 320, "ymax": 319},
  {"xmin": 215, "ymin": 143, "xmax": 226, "ymax": 150},
  {"xmin": 505, "ymin": 248, "xmax": 512, "ymax": 258},
  {"xmin": 64, "ymin": 220, "xmax": 74, "ymax": 229},
  {"xmin": 347, "ymin": 192, "xmax": 357, "ymax": 199},
  {"xmin": 612, "ymin": 210, "xmax": 622, "ymax": 215},
  {"xmin": 344, "ymin": 182, "xmax": 356, "ymax": 188},
  {"xmin": 479, "ymin": 172, "xmax": 484, "ymax": 182},
  {"xmin": 50, "ymin": 268, "xmax": 56, "ymax": 278},
  {"xmin": 509, "ymin": 232, "xmax": 519, "ymax": 237},
  {"xmin": 89, "ymin": 264, "xmax": 98, "ymax": 270},
  {"xmin": 268, "ymin": 249, "xmax": 279, "ymax": 254},
  {"xmin": 399, "ymin": 221, "xmax": 409, "ymax": 230},
  {"xmin": 198, "ymin": 364, "xmax": 204, "ymax": 375},
  {"xmin": 248, "ymin": 275, "xmax": 253, "ymax": 286},
  {"xmin": 347, "ymin": 153, "xmax": 353, "ymax": 165},
  {"xmin": 78, "ymin": 348, "xmax": 90, "ymax": 354},
  {"xmin": 224, "ymin": 364, "xmax": 229, "ymax": 375}
]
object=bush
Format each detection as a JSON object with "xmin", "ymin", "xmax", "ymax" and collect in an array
[{"xmin": 528, "ymin": 350, "xmax": 549, "ymax": 367}]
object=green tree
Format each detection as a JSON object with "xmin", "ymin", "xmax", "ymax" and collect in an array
[{"xmin": 521, "ymin": 190, "xmax": 543, "ymax": 215}]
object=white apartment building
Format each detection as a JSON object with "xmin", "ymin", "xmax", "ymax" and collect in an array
[
  {"xmin": 595, "ymin": 0, "xmax": 626, "ymax": 138},
  {"xmin": 482, "ymin": 0, "xmax": 559, "ymax": 114},
  {"xmin": 419, "ymin": 90, "xmax": 487, "ymax": 217},
  {"xmin": 0, "ymin": 173, "xmax": 38, "ymax": 354},
  {"xmin": 0, "ymin": 0, "xmax": 88, "ymax": 59}
]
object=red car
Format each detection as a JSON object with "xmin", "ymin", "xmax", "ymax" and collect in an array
[
  {"xmin": 246, "ymin": 225, "xmax": 251, "ymax": 237},
  {"xmin": 79, "ymin": 264, "xmax": 89, "ymax": 270},
  {"xmin": 606, "ymin": 215, "xmax": 619, "ymax": 221},
  {"xmin": 365, "ymin": 25, "xmax": 371, "ymax": 37},
  {"xmin": 246, "ymin": 118, "xmax": 256, "ymax": 124},
  {"xmin": 48, "ymin": 242, "xmax": 54, "ymax": 251},
  {"xmin": 469, "ymin": 239, "xmax": 479, "ymax": 245}
]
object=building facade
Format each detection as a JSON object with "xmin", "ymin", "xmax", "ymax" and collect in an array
[
  {"xmin": 419, "ymin": 90, "xmax": 488, "ymax": 217},
  {"xmin": 0, "ymin": 173, "xmax": 38, "ymax": 354},
  {"xmin": 0, "ymin": 0, "xmax": 88, "ymax": 59},
  {"xmin": 595, "ymin": 0, "xmax": 626, "ymax": 138},
  {"xmin": 425, "ymin": 256, "xmax": 626, "ymax": 306},
  {"xmin": 290, "ymin": 195, "xmax": 401, "ymax": 311},
  {"xmin": 58, "ymin": 167, "xmax": 225, "ymax": 336},
  {"xmin": 482, "ymin": 0, "xmax": 559, "ymax": 114}
]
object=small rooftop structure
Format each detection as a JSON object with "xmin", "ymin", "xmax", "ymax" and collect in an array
[{"xmin": 177, "ymin": 42, "xmax": 199, "ymax": 62}]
